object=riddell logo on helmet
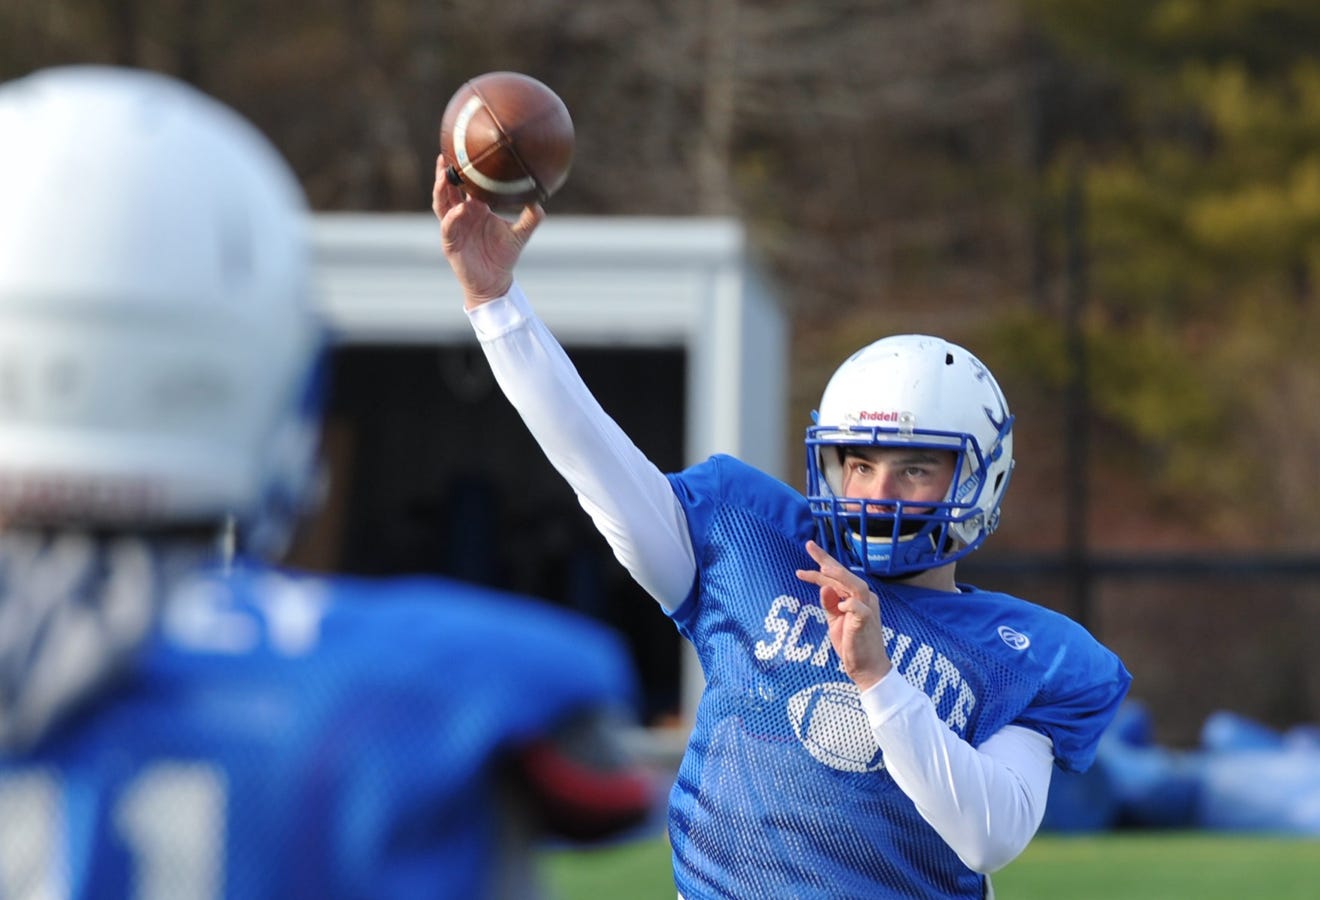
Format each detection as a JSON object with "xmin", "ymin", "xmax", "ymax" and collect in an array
[{"xmin": 857, "ymin": 410, "xmax": 902, "ymax": 422}]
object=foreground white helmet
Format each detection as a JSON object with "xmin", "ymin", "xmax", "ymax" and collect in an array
[
  {"xmin": 805, "ymin": 334, "xmax": 1014, "ymax": 578},
  {"xmin": 0, "ymin": 66, "xmax": 323, "ymax": 552}
]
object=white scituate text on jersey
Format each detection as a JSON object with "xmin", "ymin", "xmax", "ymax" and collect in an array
[{"xmin": 755, "ymin": 592, "xmax": 979, "ymax": 772}]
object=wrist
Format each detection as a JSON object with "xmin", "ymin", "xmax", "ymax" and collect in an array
[
  {"xmin": 853, "ymin": 659, "xmax": 893, "ymax": 693},
  {"xmin": 464, "ymin": 279, "xmax": 513, "ymax": 310}
]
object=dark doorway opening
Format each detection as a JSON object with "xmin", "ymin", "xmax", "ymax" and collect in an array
[{"xmin": 290, "ymin": 342, "xmax": 687, "ymax": 726}]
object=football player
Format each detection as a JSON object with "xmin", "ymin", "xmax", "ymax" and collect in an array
[
  {"xmin": 433, "ymin": 155, "xmax": 1132, "ymax": 899},
  {"xmin": 0, "ymin": 66, "xmax": 651, "ymax": 899}
]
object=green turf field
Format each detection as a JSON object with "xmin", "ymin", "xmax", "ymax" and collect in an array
[{"xmin": 544, "ymin": 831, "xmax": 1320, "ymax": 899}]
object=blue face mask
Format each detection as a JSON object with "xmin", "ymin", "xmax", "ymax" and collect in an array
[{"xmin": 804, "ymin": 425, "xmax": 1010, "ymax": 579}]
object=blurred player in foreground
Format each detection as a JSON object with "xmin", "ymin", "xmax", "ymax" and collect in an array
[
  {"xmin": 0, "ymin": 66, "xmax": 651, "ymax": 899},
  {"xmin": 433, "ymin": 156, "xmax": 1132, "ymax": 898}
]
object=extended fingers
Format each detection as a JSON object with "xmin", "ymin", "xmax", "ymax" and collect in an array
[
  {"xmin": 803, "ymin": 539, "xmax": 846, "ymax": 575},
  {"xmin": 433, "ymin": 154, "xmax": 455, "ymax": 216},
  {"xmin": 432, "ymin": 153, "xmax": 470, "ymax": 216},
  {"xmin": 801, "ymin": 540, "xmax": 869, "ymax": 592},
  {"xmin": 797, "ymin": 541, "xmax": 883, "ymax": 623}
]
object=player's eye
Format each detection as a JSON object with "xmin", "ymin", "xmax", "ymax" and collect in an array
[{"xmin": 846, "ymin": 460, "xmax": 872, "ymax": 480}]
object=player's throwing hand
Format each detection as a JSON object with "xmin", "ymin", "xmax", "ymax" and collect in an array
[
  {"xmin": 432, "ymin": 153, "xmax": 543, "ymax": 309},
  {"xmin": 797, "ymin": 540, "xmax": 893, "ymax": 691}
]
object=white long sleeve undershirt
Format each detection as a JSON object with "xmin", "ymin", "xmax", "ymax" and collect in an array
[
  {"xmin": 861, "ymin": 668, "xmax": 1054, "ymax": 872},
  {"xmin": 466, "ymin": 283, "xmax": 695, "ymax": 612},
  {"xmin": 466, "ymin": 282, "xmax": 1054, "ymax": 873}
]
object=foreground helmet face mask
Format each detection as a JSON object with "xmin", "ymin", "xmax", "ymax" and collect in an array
[{"xmin": 805, "ymin": 334, "xmax": 1015, "ymax": 579}]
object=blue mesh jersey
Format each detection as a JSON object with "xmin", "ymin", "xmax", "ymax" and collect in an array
[
  {"xmin": 665, "ymin": 455, "xmax": 1131, "ymax": 899},
  {"xmin": 0, "ymin": 563, "xmax": 638, "ymax": 900}
]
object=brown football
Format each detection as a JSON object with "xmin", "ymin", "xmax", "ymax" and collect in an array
[{"xmin": 439, "ymin": 71, "xmax": 574, "ymax": 210}]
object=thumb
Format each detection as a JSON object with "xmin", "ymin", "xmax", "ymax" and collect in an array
[{"xmin": 510, "ymin": 203, "xmax": 546, "ymax": 246}]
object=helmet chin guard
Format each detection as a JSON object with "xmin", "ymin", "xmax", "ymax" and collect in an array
[{"xmin": 805, "ymin": 335, "xmax": 1014, "ymax": 579}]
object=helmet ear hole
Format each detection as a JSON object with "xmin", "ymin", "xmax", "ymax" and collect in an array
[{"xmin": 819, "ymin": 445, "xmax": 846, "ymax": 496}]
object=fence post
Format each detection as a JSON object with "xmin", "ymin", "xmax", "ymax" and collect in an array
[{"xmin": 1064, "ymin": 162, "xmax": 1093, "ymax": 631}]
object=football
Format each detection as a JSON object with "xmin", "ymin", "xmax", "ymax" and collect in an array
[{"xmin": 439, "ymin": 71, "xmax": 574, "ymax": 210}]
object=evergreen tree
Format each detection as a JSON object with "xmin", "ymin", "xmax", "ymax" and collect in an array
[{"xmin": 1012, "ymin": 0, "xmax": 1320, "ymax": 541}]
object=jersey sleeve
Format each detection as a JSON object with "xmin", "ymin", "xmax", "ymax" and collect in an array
[
  {"xmin": 665, "ymin": 454, "xmax": 817, "ymax": 622},
  {"xmin": 1017, "ymin": 634, "xmax": 1132, "ymax": 773}
]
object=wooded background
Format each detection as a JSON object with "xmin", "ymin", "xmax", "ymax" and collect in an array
[{"xmin": 4, "ymin": 0, "xmax": 1319, "ymax": 745}]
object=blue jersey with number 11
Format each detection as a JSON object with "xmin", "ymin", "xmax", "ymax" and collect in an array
[{"xmin": 0, "ymin": 563, "xmax": 638, "ymax": 899}]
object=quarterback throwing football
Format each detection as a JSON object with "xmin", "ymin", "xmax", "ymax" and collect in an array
[{"xmin": 434, "ymin": 157, "xmax": 1130, "ymax": 899}]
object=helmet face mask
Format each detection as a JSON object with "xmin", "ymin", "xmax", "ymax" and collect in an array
[{"xmin": 805, "ymin": 335, "xmax": 1015, "ymax": 579}]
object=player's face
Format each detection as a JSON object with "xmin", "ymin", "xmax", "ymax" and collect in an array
[{"xmin": 838, "ymin": 447, "xmax": 956, "ymax": 515}]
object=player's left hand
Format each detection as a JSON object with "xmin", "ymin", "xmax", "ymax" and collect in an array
[{"xmin": 796, "ymin": 540, "xmax": 893, "ymax": 691}]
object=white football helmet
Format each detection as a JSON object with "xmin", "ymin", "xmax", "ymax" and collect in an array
[
  {"xmin": 805, "ymin": 334, "xmax": 1014, "ymax": 578},
  {"xmin": 0, "ymin": 66, "xmax": 323, "ymax": 554}
]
